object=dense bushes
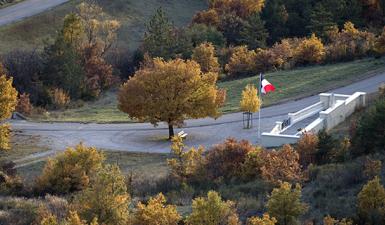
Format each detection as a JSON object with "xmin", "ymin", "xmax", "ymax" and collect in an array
[
  {"xmin": 168, "ymin": 138, "xmax": 304, "ymax": 186},
  {"xmin": 36, "ymin": 143, "xmax": 105, "ymax": 195}
]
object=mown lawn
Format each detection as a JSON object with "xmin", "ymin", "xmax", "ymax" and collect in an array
[
  {"xmin": 35, "ymin": 57, "xmax": 385, "ymax": 123},
  {"xmin": 0, "ymin": 0, "xmax": 206, "ymax": 53},
  {"xmin": 219, "ymin": 57, "xmax": 385, "ymax": 112}
]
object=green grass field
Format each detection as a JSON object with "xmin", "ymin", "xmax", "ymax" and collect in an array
[
  {"xmin": 34, "ymin": 57, "xmax": 385, "ymax": 123},
  {"xmin": 0, "ymin": 0, "xmax": 206, "ymax": 54},
  {"xmin": 219, "ymin": 57, "xmax": 385, "ymax": 112}
]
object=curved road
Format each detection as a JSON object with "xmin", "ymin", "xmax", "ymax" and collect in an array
[
  {"xmin": 11, "ymin": 73, "xmax": 385, "ymax": 157},
  {"xmin": 0, "ymin": 0, "xmax": 68, "ymax": 26}
]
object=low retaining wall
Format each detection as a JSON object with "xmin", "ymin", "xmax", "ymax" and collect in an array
[
  {"xmin": 288, "ymin": 102, "xmax": 324, "ymax": 124},
  {"xmin": 261, "ymin": 92, "xmax": 366, "ymax": 147},
  {"xmin": 320, "ymin": 92, "xmax": 366, "ymax": 130},
  {"xmin": 261, "ymin": 133, "xmax": 300, "ymax": 147}
]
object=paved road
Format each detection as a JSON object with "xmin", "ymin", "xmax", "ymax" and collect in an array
[
  {"xmin": 11, "ymin": 72, "xmax": 385, "ymax": 156},
  {"xmin": 0, "ymin": 0, "xmax": 68, "ymax": 26}
]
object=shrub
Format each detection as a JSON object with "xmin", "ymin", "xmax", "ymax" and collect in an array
[
  {"xmin": 326, "ymin": 22, "xmax": 375, "ymax": 62},
  {"xmin": 206, "ymin": 138, "xmax": 255, "ymax": 181},
  {"xmin": 357, "ymin": 176, "xmax": 385, "ymax": 224},
  {"xmin": 295, "ymin": 34, "xmax": 325, "ymax": 65},
  {"xmin": 323, "ymin": 215, "xmax": 353, "ymax": 225},
  {"xmin": 36, "ymin": 143, "xmax": 105, "ymax": 195},
  {"xmin": 374, "ymin": 27, "xmax": 385, "ymax": 55},
  {"xmin": 259, "ymin": 144, "xmax": 303, "ymax": 184},
  {"xmin": 192, "ymin": 42, "xmax": 220, "ymax": 73},
  {"xmin": 295, "ymin": 132, "xmax": 319, "ymax": 167},
  {"xmin": 266, "ymin": 182, "xmax": 308, "ymax": 225},
  {"xmin": 270, "ymin": 39, "xmax": 295, "ymax": 69},
  {"xmin": 254, "ymin": 48, "xmax": 277, "ymax": 72},
  {"xmin": 363, "ymin": 157, "xmax": 382, "ymax": 179},
  {"xmin": 49, "ymin": 88, "xmax": 70, "ymax": 109},
  {"xmin": 225, "ymin": 46, "xmax": 257, "ymax": 78},
  {"xmin": 185, "ymin": 190, "xmax": 240, "ymax": 225},
  {"xmin": 167, "ymin": 135, "xmax": 206, "ymax": 184},
  {"xmin": 73, "ymin": 165, "xmax": 130, "ymax": 225},
  {"xmin": 247, "ymin": 213, "xmax": 277, "ymax": 225},
  {"xmin": 133, "ymin": 193, "xmax": 181, "ymax": 225},
  {"xmin": 0, "ymin": 124, "xmax": 11, "ymax": 151},
  {"xmin": 16, "ymin": 93, "xmax": 33, "ymax": 115},
  {"xmin": 192, "ymin": 9, "xmax": 220, "ymax": 27}
]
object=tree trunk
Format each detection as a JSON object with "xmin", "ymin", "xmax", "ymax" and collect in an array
[{"xmin": 168, "ymin": 124, "xmax": 174, "ymax": 140}]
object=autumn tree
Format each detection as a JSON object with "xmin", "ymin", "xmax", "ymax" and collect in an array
[
  {"xmin": 374, "ymin": 27, "xmax": 385, "ymax": 55},
  {"xmin": 118, "ymin": 58, "xmax": 226, "ymax": 139},
  {"xmin": 192, "ymin": 42, "xmax": 220, "ymax": 73},
  {"xmin": 36, "ymin": 143, "xmax": 105, "ymax": 194},
  {"xmin": 363, "ymin": 157, "xmax": 382, "ymax": 179},
  {"xmin": 73, "ymin": 164, "xmax": 130, "ymax": 225},
  {"xmin": 247, "ymin": 214, "xmax": 277, "ymax": 225},
  {"xmin": 225, "ymin": 46, "xmax": 257, "ymax": 77},
  {"xmin": 323, "ymin": 215, "xmax": 353, "ymax": 225},
  {"xmin": 185, "ymin": 191, "xmax": 240, "ymax": 225},
  {"xmin": 240, "ymin": 84, "xmax": 261, "ymax": 128},
  {"xmin": 259, "ymin": 144, "xmax": 303, "ymax": 184},
  {"xmin": 16, "ymin": 93, "xmax": 33, "ymax": 115},
  {"xmin": 295, "ymin": 132, "xmax": 318, "ymax": 167},
  {"xmin": 133, "ymin": 193, "xmax": 181, "ymax": 225},
  {"xmin": 206, "ymin": 138, "xmax": 256, "ymax": 181},
  {"xmin": 295, "ymin": 34, "xmax": 325, "ymax": 65},
  {"xmin": 357, "ymin": 176, "xmax": 385, "ymax": 224},
  {"xmin": 266, "ymin": 182, "xmax": 308, "ymax": 225},
  {"xmin": 167, "ymin": 135, "xmax": 206, "ymax": 183},
  {"xmin": 0, "ymin": 73, "xmax": 18, "ymax": 151}
]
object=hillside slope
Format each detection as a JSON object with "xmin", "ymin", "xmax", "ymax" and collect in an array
[{"xmin": 0, "ymin": 0, "xmax": 207, "ymax": 53}]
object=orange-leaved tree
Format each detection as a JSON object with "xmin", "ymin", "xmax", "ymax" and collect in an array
[
  {"xmin": 0, "ymin": 69, "xmax": 18, "ymax": 151},
  {"xmin": 118, "ymin": 58, "xmax": 226, "ymax": 139}
]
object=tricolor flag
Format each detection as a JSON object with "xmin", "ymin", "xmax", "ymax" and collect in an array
[{"xmin": 260, "ymin": 74, "xmax": 275, "ymax": 94}]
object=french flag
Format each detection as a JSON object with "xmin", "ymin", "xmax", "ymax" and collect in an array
[{"xmin": 260, "ymin": 74, "xmax": 275, "ymax": 94}]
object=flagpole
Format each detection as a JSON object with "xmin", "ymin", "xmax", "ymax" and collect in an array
[{"xmin": 258, "ymin": 73, "xmax": 262, "ymax": 140}]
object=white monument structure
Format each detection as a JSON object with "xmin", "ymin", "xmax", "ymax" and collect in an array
[{"xmin": 261, "ymin": 92, "xmax": 366, "ymax": 147}]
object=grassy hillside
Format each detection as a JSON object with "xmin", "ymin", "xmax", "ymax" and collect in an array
[
  {"xmin": 0, "ymin": 0, "xmax": 207, "ymax": 53},
  {"xmin": 33, "ymin": 57, "xmax": 385, "ymax": 123}
]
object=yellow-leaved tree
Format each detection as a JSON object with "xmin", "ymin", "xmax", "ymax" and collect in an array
[
  {"xmin": 167, "ymin": 135, "xmax": 206, "ymax": 183},
  {"xmin": 192, "ymin": 42, "xmax": 220, "ymax": 73},
  {"xmin": 0, "ymin": 70, "xmax": 18, "ymax": 151},
  {"xmin": 73, "ymin": 164, "xmax": 130, "ymax": 225},
  {"xmin": 185, "ymin": 191, "xmax": 240, "ymax": 225},
  {"xmin": 266, "ymin": 182, "xmax": 308, "ymax": 225},
  {"xmin": 240, "ymin": 84, "xmax": 261, "ymax": 128},
  {"xmin": 118, "ymin": 58, "xmax": 226, "ymax": 139},
  {"xmin": 295, "ymin": 34, "xmax": 325, "ymax": 65},
  {"xmin": 357, "ymin": 176, "xmax": 385, "ymax": 224},
  {"xmin": 133, "ymin": 193, "xmax": 181, "ymax": 225},
  {"xmin": 247, "ymin": 213, "xmax": 277, "ymax": 225},
  {"xmin": 36, "ymin": 143, "xmax": 105, "ymax": 194}
]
